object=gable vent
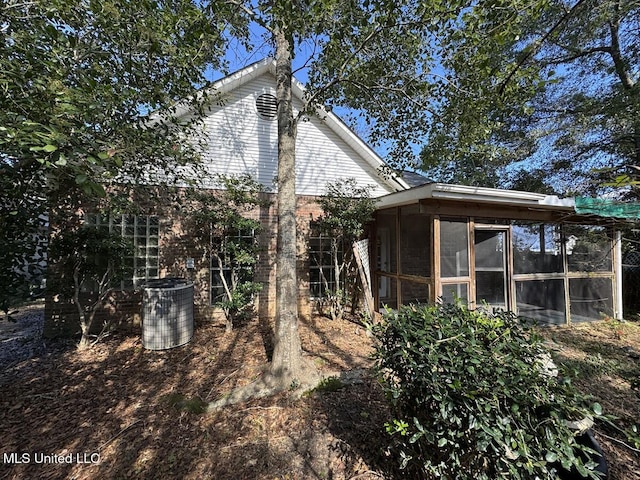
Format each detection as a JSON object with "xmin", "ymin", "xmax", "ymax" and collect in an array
[{"xmin": 256, "ymin": 93, "xmax": 277, "ymax": 120}]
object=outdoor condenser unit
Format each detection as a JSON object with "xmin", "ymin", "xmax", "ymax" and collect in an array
[{"xmin": 142, "ymin": 278, "xmax": 194, "ymax": 350}]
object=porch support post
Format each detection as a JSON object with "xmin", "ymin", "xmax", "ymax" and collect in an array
[{"xmin": 615, "ymin": 230, "xmax": 624, "ymax": 320}]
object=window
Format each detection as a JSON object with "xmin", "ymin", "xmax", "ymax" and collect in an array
[
  {"xmin": 210, "ymin": 229, "xmax": 255, "ymax": 305},
  {"xmin": 84, "ymin": 213, "xmax": 160, "ymax": 288},
  {"xmin": 309, "ymin": 235, "xmax": 343, "ymax": 298}
]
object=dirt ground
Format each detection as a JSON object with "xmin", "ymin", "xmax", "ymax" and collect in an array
[
  {"xmin": 1, "ymin": 310, "xmax": 391, "ymax": 480},
  {"xmin": 1, "ymin": 309, "xmax": 639, "ymax": 480},
  {"xmin": 538, "ymin": 320, "xmax": 640, "ymax": 480}
]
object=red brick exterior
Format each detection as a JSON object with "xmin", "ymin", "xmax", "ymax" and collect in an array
[{"xmin": 44, "ymin": 190, "xmax": 326, "ymax": 338}]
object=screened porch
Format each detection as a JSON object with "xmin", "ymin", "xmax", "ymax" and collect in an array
[{"xmin": 372, "ymin": 184, "xmax": 623, "ymax": 325}]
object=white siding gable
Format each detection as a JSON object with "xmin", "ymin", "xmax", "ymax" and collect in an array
[{"xmin": 196, "ymin": 69, "xmax": 397, "ymax": 197}]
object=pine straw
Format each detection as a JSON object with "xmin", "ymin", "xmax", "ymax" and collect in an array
[
  {"xmin": 0, "ymin": 313, "xmax": 389, "ymax": 480},
  {"xmin": 1, "ymin": 313, "xmax": 638, "ymax": 480},
  {"xmin": 539, "ymin": 320, "xmax": 640, "ymax": 480}
]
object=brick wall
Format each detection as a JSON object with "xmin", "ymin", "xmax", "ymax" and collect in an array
[{"xmin": 44, "ymin": 189, "xmax": 325, "ymax": 338}]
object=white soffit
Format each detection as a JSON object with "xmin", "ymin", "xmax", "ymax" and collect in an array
[{"xmin": 376, "ymin": 183, "xmax": 576, "ymax": 210}]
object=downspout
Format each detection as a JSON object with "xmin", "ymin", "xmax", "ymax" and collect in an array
[{"xmin": 615, "ymin": 230, "xmax": 624, "ymax": 320}]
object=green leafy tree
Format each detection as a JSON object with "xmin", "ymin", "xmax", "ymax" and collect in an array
[
  {"xmin": 314, "ymin": 178, "xmax": 376, "ymax": 321},
  {"xmin": 0, "ymin": 0, "xmax": 230, "ymax": 310},
  {"xmin": 0, "ymin": 161, "xmax": 47, "ymax": 320},
  {"xmin": 49, "ymin": 226, "xmax": 133, "ymax": 349},
  {"xmin": 419, "ymin": 0, "xmax": 639, "ymax": 194},
  {"xmin": 509, "ymin": 168, "xmax": 558, "ymax": 194},
  {"xmin": 1, "ymin": 0, "xmax": 231, "ymax": 191},
  {"xmin": 186, "ymin": 174, "xmax": 269, "ymax": 332},
  {"xmin": 206, "ymin": 0, "xmax": 449, "ymax": 405}
]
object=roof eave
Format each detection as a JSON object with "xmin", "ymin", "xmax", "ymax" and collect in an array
[
  {"xmin": 376, "ymin": 183, "xmax": 576, "ymax": 211},
  {"xmin": 291, "ymin": 76, "xmax": 409, "ymax": 193}
]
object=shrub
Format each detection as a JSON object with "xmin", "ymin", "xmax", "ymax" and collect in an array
[
  {"xmin": 371, "ymin": 302, "xmax": 604, "ymax": 479},
  {"xmin": 313, "ymin": 178, "xmax": 376, "ymax": 321},
  {"xmin": 49, "ymin": 226, "xmax": 133, "ymax": 349},
  {"xmin": 184, "ymin": 174, "xmax": 269, "ymax": 332}
]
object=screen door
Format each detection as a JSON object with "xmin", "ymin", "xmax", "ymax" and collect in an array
[{"xmin": 474, "ymin": 228, "xmax": 509, "ymax": 310}]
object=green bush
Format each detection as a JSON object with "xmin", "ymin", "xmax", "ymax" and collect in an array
[{"xmin": 372, "ymin": 303, "xmax": 603, "ymax": 479}]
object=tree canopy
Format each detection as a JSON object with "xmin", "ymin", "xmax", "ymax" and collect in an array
[
  {"xmin": 0, "ymin": 0, "xmax": 229, "ymax": 308},
  {"xmin": 1, "ymin": 0, "xmax": 235, "ymax": 199},
  {"xmin": 419, "ymin": 0, "xmax": 640, "ymax": 194}
]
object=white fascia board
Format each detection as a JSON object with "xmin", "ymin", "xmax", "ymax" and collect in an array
[
  {"xmin": 376, "ymin": 182, "xmax": 575, "ymax": 211},
  {"xmin": 376, "ymin": 183, "xmax": 435, "ymax": 208},
  {"xmin": 214, "ymin": 58, "xmax": 275, "ymax": 95},
  {"xmin": 167, "ymin": 59, "xmax": 275, "ymax": 120},
  {"xmin": 148, "ymin": 59, "xmax": 274, "ymax": 124},
  {"xmin": 540, "ymin": 195, "xmax": 576, "ymax": 209}
]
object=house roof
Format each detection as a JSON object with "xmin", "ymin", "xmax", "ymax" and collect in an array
[
  {"xmin": 400, "ymin": 170, "xmax": 432, "ymax": 188},
  {"xmin": 376, "ymin": 182, "xmax": 576, "ymax": 211},
  {"xmin": 172, "ymin": 58, "xmax": 410, "ymax": 193}
]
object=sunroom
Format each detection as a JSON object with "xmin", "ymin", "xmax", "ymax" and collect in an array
[{"xmin": 372, "ymin": 183, "xmax": 624, "ymax": 325}]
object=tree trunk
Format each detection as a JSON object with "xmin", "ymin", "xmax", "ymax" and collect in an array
[
  {"xmin": 208, "ymin": 26, "xmax": 321, "ymax": 411},
  {"xmin": 73, "ymin": 265, "xmax": 92, "ymax": 350},
  {"xmin": 269, "ymin": 27, "xmax": 303, "ymax": 386},
  {"xmin": 606, "ymin": 5, "xmax": 640, "ymax": 167},
  {"xmin": 78, "ymin": 323, "xmax": 91, "ymax": 350}
]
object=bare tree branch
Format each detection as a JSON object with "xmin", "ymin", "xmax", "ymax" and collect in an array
[
  {"xmin": 542, "ymin": 46, "xmax": 612, "ymax": 65},
  {"xmin": 224, "ymin": 0, "xmax": 274, "ymax": 34},
  {"xmin": 296, "ymin": 24, "xmax": 386, "ymax": 122}
]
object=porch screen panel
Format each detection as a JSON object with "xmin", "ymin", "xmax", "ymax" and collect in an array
[
  {"xmin": 565, "ymin": 225, "xmax": 613, "ymax": 272},
  {"xmin": 512, "ymin": 222, "xmax": 563, "ymax": 274},
  {"xmin": 441, "ymin": 283, "xmax": 469, "ymax": 304},
  {"xmin": 376, "ymin": 208, "xmax": 397, "ymax": 274},
  {"xmin": 378, "ymin": 276, "xmax": 398, "ymax": 310},
  {"xmin": 400, "ymin": 280, "xmax": 430, "ymax": 306},
  {"xmin": 569, "ymin": 277, "xmax": 614, "ymax": 322},
  {"xmin": 440, "ymin": 219, "xmax": 469, "ymax": 277},
  {"xmin": 399, "ymin": 205, "xmax": 430, "ymax": 277},
  {"xmin": 515, "ymin": 279, "xmax": 565, "ymax": 325}
]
